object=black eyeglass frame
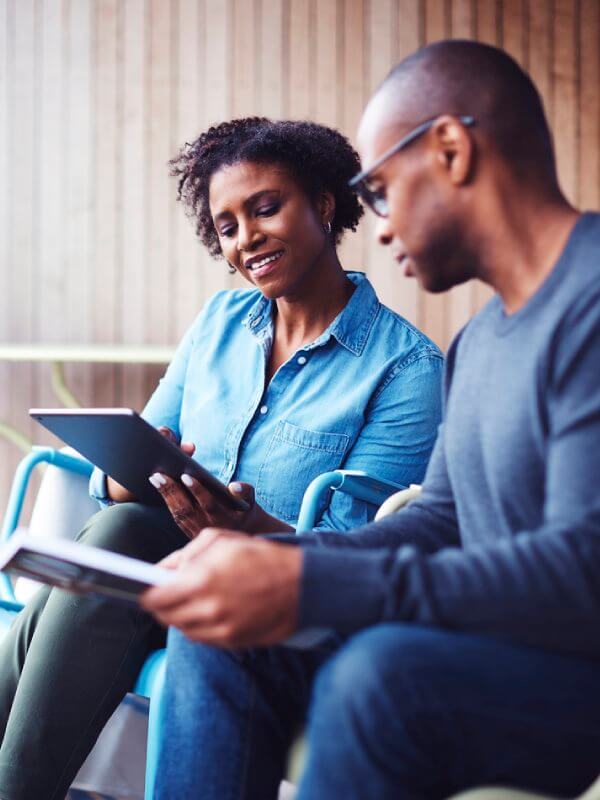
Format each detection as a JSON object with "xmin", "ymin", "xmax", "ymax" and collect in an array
[{"xmin": 349, "ymin": 115, "xmax": 476, "ymax": 217}]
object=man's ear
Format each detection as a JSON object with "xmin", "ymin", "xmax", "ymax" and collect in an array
[
  {"xmin": 317, "ymin": 191, "xmax": 336, "ymax": 226},
  {"xmin": 431, "ymin": 115, "xmax": 474, "ymax": 185}
]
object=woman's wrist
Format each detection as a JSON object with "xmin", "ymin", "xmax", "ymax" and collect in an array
[{"xmin": 246, "ymin": 506, "xmax": 294, "ymax": 535}]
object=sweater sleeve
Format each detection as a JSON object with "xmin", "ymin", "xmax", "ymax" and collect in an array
[{"xmin": 298, "ymin": 297, "xmax": 600, "ymax": 658}]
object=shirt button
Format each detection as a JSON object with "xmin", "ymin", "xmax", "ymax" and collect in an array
[
  {"xmin": 297, "ymin": 356, "xmax": 307, "ymax": 365},
  {"xmin": 260, "ymin": 405, "xmax": 268, "ymax": 415}
]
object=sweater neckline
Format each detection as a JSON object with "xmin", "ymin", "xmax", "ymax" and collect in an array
[{"xmin": 493, "ymin": 212, "xmax": 592, "ymax": 336}]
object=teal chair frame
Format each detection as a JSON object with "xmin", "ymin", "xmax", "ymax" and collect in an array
[
  {"xmin": 0, "ymin": 446, "xmax": 166, "ymax": 799},
  {"xmin": 296, "ymin": 469, "xmax": 405, "ymax": 531},
  {"xmin": 0, "ymin": 449, "xmax": 404, "ymax": 797}
]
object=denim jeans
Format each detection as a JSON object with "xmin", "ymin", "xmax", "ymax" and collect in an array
[{"xmin": 156, "ymin": 624, "xmax": 600, "ymax": 800}]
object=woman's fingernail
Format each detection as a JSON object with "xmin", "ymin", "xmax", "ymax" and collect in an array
[
  {"xmin": 230, "ymin": 482, "xmax": 243, "ymax": 493},
  {"xmin": 181, "ymin": 474, "xmax": 194, "ymax": 487},
  {"xmin": 149, "ymin": 474, "xmax": 162, "ymax": 488}
]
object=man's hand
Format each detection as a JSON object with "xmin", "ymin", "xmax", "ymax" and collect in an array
[{"xmin": 140, "ymin": 531, "xmax": 303, "ymax": 648}]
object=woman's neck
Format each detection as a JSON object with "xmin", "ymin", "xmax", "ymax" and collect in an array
[{"xmin": 273, "ymin": 255, "xmax": 355, "ymax": 349}]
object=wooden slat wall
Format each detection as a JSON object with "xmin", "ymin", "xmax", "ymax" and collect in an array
[{"xmin": 1, "ymin": 0, "xmax": 599, "ymax": 513}]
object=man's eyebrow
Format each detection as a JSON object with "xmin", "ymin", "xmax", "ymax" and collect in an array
[{"xmin": 213, "ymin": 190, "xmax": 280, "ymax": 223}]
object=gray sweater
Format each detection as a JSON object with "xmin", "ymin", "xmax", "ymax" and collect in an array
[{"xmin": 294, "ymin": 212, "xmax": 600, "ymax": 658}]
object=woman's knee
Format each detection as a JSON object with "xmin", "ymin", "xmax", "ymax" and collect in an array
[{"xmin": 76, "ymin": 502, "xmax": 181, "ymax": 560}]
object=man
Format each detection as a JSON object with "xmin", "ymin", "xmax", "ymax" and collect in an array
[{"xmin": 143, "ymin": 40, "xmax": 600, "ymax": 799}]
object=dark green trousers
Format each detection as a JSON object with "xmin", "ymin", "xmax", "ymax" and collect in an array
[{"xmin": 0, "ymin": 502, "xmax": 188, "ymax": 800}]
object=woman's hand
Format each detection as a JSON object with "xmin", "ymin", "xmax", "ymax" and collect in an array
[
  {"xmin": 106, "ymin": 425, "xmax": 192, "ymax": 503},
  {"xmin": 148, "ymin": 470, "xmax": 291, "ymax": 539}
]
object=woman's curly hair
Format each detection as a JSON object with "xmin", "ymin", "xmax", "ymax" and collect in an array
[{"xmin": 169, "ymin": 117, "xmax": 364, "ymax": 258}]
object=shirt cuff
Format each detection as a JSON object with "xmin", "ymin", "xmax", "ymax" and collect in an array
[
  {"xmin": 299, "ymin": 546, "xmax": 391, "ymax": 632},
  {"xmin": 88, "ymin": 467, "xmax": 113, "ymax": 507}
]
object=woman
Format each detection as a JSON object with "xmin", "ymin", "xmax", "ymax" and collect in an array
[{"xmin": 0, "ymin": 118, "xmax": 442, "ymax": 799}]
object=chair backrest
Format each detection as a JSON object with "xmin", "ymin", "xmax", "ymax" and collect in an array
[
  {"xmin": 16, "ymin": 455, "xmax": 98, "ymax": 603},
  {"xmin": 28, "ymin": 461, "xmax": 98, "ymax": 541},
  {"xmin": 375, "ymin": 484, "xmax": 422, "ymax": 521}
]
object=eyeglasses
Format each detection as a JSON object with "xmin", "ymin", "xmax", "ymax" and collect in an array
[{"xmin": 349, "ymin": 115, "xmax": 476, "ymax": 217}]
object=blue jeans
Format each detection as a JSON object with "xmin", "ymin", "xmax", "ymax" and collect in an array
[{"xmin": 156, "ymin": 625, "xmax": 600, "ymax": 800}]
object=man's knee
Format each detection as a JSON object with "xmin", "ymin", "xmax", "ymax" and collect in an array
[{"xmin": 312, "ymin": 624, "xmax": 460, "ymax": 724}]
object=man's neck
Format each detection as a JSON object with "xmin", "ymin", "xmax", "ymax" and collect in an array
[{"xmin": 478, "ymin": 194, "xmax": 580, "ymax": 315}]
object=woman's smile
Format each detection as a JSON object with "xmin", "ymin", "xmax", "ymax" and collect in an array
[{"xmin": 244, "ymin": 249, "xmax": 285, "ymax": 279}]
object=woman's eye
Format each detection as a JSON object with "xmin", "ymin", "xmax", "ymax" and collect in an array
[
  {"xmin": 219, "ymin": 226, "xmax": 236, "ymax": 238},
  {"xmin": 256, "ymin": 204, "xmax": 279, "ymax": 217}
]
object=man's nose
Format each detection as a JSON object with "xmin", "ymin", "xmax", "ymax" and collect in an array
[{"xmin": 375, "ymin": 215, "xmax": 394, "ymax": 246}]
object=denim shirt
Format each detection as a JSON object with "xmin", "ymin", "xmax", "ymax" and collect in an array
[{"xmin": 90, "ymin": 272, "xmax": 443, "ymax": 530}]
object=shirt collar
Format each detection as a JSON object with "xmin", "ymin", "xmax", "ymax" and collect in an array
[{"xmin": 242, "ymin": 272, "xmax": 380, "ymax": 356}]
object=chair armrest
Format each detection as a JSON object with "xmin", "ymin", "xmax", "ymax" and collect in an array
[{"xmin": 296, "ymin": 470, "xmax": 405, "ymax": 532}]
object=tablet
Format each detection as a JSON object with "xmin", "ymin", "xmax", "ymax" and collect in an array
[{"xmin": 29, "ymin": 408, "xmax": 248, "ymax": 511}]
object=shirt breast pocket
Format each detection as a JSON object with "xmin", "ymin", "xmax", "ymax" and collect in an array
[{"xmin": 256, "ymin": 420, "xmax": 350, "ymax": 524}]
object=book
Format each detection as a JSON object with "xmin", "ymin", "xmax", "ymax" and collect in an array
[{"xmin": 0, "ymin": 531, "xmax": 175, "ymax": 604}]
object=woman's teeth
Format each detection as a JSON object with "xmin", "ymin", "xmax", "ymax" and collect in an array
[{"xmin": 249, "ymin": 251, "xmax": 283, "ymax": 270}]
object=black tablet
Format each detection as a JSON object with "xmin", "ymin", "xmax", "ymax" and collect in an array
[{"xmin": 29, "ymin": 408, "xmax": 248, "ymax": 511}]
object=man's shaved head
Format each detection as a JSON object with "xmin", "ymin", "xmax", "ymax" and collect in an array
[{"xmin": 370, "ymin": 40, "xmax": 556, "ymax": 181}]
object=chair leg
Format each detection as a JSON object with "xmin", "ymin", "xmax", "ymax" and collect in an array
[{"xmin": 134, "ymin": 649, "xmax": 167, "ymax": 800}]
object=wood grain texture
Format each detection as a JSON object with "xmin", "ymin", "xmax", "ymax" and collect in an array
[{"xmin": 1, "ymin": 0, "xmax": 599, "ymax": 511}]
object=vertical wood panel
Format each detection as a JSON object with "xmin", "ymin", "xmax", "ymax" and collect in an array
[
  {"xmin": 259, "ymin": 0, "xmax": 285, "ymax": 117},
  {"xmin": 527, "ymin": 0, "xmax": 552, "ymax": 115},
  {"xmin": 502, "ymin": 0, "xmax": 526, "ymax": 67},
  {"xmin": 173, "ymin": 0, "xmax": 205, "ymax": 339},
  {"xmin": 64, "ymin": 0, "xmax": 93, "ymax": 405},
  {"xmin": 35, "ymin": 0, "xmax": 65, "ymax": 437},
  {"xmin": 579, "ymin": 0, "xmax": 600, "ymax": 211},
  {"xmin": 12, "ymin": 0, "xmax": 36, "ymax": 455},
  {"xmin": 232, "ymin": 0, "xmax": 258, "ymax": 118},
  {"xmin": 92, "ymin": 0, "xmax": 120, "ymax": 406},
  {"xmin": 119, "ymin": 0, "xmax": 147, "ymax": 410},
  {"xmin": 552, "ymin": 0, "xmax": 578, "ymax": 204},
  {"xmin": 0, "ymin": 0, "xmax": 10, "ymax": 510},
  {"xmin": 314, "ymin": 0, "xmax": 338, "ymax": 127},
  {"xmin": 201, "ymin": 0, "xmax": 234, "ymax": 300},
  {"xmin": 288, "ymin": 0, "xmax": 311, "ymax": 120}
]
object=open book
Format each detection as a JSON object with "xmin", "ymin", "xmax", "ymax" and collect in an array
[{"xmin": 0, "ymin": 531, "xmax": 175, "ymax": 604}]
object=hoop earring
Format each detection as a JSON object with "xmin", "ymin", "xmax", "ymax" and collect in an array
[{"xmin": 323, "ymin": 220, "xmax": 332, "ymax": 235}]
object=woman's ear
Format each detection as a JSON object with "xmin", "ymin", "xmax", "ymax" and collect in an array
[{"xmin": 317, "ymin": 191, "xmax": 336, "ymax": 228}]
